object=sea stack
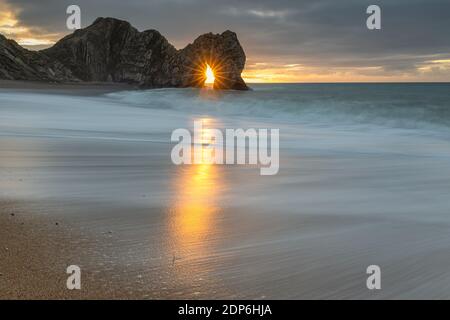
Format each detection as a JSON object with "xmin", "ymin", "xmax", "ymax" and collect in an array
[{"xmin": 0, "ymin": 17, "xmax": 249, "ymax": 90}]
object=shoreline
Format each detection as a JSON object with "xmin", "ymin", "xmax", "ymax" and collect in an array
[{"xmin": 0, "ymin": 80, "xmax": 137, "ymax": 96}]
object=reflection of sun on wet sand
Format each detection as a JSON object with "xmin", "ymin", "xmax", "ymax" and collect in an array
[
  {"xmin": 166, "ymin": 119, "xmax": 227, "ymax": 293},
  {"xmin": 3, "ymin": 82, "xmax": 450, "ymax": 299},
  {"xmin": 169, "ymin": 163, "xmax": 221, "ymax": 255}
]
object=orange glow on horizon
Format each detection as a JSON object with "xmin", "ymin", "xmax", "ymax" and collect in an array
[
  {"xmin": 0, "ymin": 3, "xmax": 58, "ymax": 48},
  {"xmin": 241, "ymin": 60, "xmax": 450, "ymax": 83},
  {"xmin": 3, "ymin": 0, "xmax": 449, "ymax": 82}
]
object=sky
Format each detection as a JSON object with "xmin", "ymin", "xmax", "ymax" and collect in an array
[{"xmin": 1, "ymin": 0, "xmax": 449, "ymax": 82}]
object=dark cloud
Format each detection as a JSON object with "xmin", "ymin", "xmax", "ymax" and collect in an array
[{"xmin": 4, "ymin": 0, "xmax": 450, "ymax": 80}]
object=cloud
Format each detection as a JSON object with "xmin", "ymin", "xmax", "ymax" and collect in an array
[
  {"xmin": 2, "ymin": 0, "xmax": 450, "ymax": 81},
  {"xmin": 225, "ymin": 7, "xmax": 294, "ymax": 19},
  {"xmin": 0, "ymin": 0, "xmax": 62, "ymax": 47},
  {"xmin": 247, "ymin": 9, "xmax": 292, "ymax": 18}
]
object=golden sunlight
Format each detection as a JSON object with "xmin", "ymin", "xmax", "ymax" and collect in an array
[
  {"xmin": 165, "ymin": 120, "xmax": 225, "ymax": 291},
  {"xmin": 205, "ymin": 64, "xmax": 215, "ymax": 85},
  {"xmin": 167, "ymin": 118, "xmax": 225, "ymax": 262},
  {"xmin": 0, "ymin": 3, "xmax": 57, "ymax": 48},
  {"xmin": 165, "ymin": 159, "xmax": 223, "ymax": 288}
]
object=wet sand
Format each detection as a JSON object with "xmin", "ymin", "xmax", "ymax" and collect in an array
[
  {"xmin": 0, "ymin": 198, "xmax": 223, "ymax": 300},
  {"xmin": 0, "ymin": 80, "xmax": 137, "ymax": 96},
  {"xmin": 0, "ymin": 199, "xmax": 195, "ymax": 299},
  {"xmin": 0, "ymin": 200, "xmax": 83, "ymax": 299},
  {"xmin": 4, "ymin": 194, "xmax": 450, "ymax": 300},
  {"xmin": 2, "ymin": 84, "xmax": 450, "ymax": 299}
]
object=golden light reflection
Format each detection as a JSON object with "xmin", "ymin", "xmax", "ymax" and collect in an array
[
  {"xmin": 170, "ymin": 162, "xmax": 218, "ymax": 248},
  {"xmin": 166, "ymin": 118, "xmax": 227, "ymax": 294},
  {"xmin": 168, "ymin": 119, "xmax": 224, "ymax": 255}
]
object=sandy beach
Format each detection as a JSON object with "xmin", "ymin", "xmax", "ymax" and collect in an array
[
  {"xmin": 1, "ymin": 0, "xmax": 450, "ymax": 303},
  {"xmin": 0, "ymin": 82, "xmax": 150, "ymax": 299},
  {"xmin": 1, "ymin": 83, "xmax": 450, "ymax": 299},
  {"xmin": 0, "ymin": 200, "xmax": 83, "ymax": 299}
]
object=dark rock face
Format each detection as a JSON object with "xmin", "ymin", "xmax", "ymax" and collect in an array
[
  {"xmin": 0, "ymin": 17, "xmax": 248, "ymax": 90},
  {"xmin": 42, "ymin": 18, "xmax": 178, "ymax": 85},
  {"xmin": 0, "ymin": 34, "xmax": 75, "ymax": 82},
  {"xmin": 170, "ymin": 31, "xmax": 248, "ymax": 90}
]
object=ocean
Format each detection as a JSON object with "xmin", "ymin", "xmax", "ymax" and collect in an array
[{"xmin": 1, "ymin": 83, "xmax": 450, "ymax": 298}]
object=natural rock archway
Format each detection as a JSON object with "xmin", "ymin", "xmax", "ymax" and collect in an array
[
  {"xmin": 169, "ymin": 30, "xmax": 248, "ymax": 90},
  {"xmin": 0, "ymin": 17, "xmax": 249, "ymax": 90}
]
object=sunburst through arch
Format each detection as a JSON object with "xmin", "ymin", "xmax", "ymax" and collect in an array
[
  {"xmin": 184, "ymin": 55, "xmax": 234, "ymax": 89},
  {"xmin": 205, "ymin": 64, "xmax": 215, "ymax": 85}
]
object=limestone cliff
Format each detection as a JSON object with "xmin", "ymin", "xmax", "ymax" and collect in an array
[
  {"xmin": 0, "ymin": 34, "xmax": 75, "ymax": 82},
  {"xmin": 0, "ymin": 17, "xmax": 248, "ymax": 90}
]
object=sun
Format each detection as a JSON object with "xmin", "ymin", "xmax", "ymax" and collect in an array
[{"xmin": 205, "ymin": 64, "xmax": 215, "ymax": 85}]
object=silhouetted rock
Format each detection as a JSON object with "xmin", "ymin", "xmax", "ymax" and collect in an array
[
  {"xmin": 0, "ymin": 34, "xmax": 76, "ymax": 81},
  {"xmin": 170, "ymin": 30, "xmax": 248, "ymax": 90},
  {"xmin": 0, "ymin": 17, "xmax": 248, "ymax": 90},
  {"xmin": 42, "ymin": 18, "xmax": 178, "ymax": 85}
]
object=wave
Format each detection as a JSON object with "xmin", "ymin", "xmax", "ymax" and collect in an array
[{"xmin": 105, "ymin": 83, "xmax": 450, "ymax": 132}]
